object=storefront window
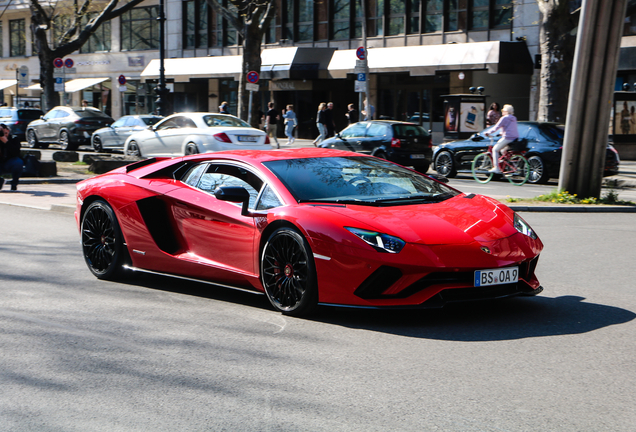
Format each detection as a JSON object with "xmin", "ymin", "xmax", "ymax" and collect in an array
[
  {"xmin": 332, "ymin": 0, "xmax": 350, "ymax": 40},
  {"xmin": 388, "ymin": 0, "xmax": 405, "ymax": 36},
  {"xmin": 424, "ymin": 0, "xmax": 443, "ymax": 33},
  {"xmin": 184, "ymin": 0, "xmax": 209, "ymax": 48},
  {"xmin": 121, "ymin": 6, "xmax": 159, "ymax": 51},
  {"xmin": 471, "ymin": 0, "xmax": 489, "ymax": 29},
  {"xmin": 80, "ymin": 14, "xmax": 111, "ymax": 53},
  {"xmin": 447, "ymin": 0, "xmax": 467, "ymax": 31},
  {"xmin": 283, "ymin": 0, "xmax": 294, "ymax": 41},
  {"xmin": 298, "ymin": 0, "xmax": 313, "ymax": 41},
  {"xmin": 493, "ymin": 0, "xmax": 513, "ymax": 28},
  {"xmin": 368, "ymin": 0, "xmax": 384, "ymax": 37},
  {"xmin": 409, "ymin": 0, "xmax": 421, "ymax": 34},
  {"xmin": 10, "ymin": 19, "xmax": 26, "ymax": 57}
]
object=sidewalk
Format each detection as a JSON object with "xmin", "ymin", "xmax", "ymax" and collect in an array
[{"xmin": 1, "ymin": 141, "xmax": 635, "ymax": 214}]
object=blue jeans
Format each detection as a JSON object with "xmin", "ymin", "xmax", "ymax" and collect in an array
[{"xmin": 1, "ymin": 157, "xmax": 23, "ymax": 189}]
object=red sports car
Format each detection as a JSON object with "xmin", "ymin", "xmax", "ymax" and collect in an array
[{"xmin": 76, "ymin": 148, "xmax": 543, "ymax": 316}]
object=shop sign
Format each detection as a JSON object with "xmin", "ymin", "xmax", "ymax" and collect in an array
[{"xmin": 269, "ymin": 80, "xmax": 312, "ymax": 91}]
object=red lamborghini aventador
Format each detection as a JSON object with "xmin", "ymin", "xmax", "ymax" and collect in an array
[{"xmin": 76, "ymin": 148, "xmax": 543, "ymax": 316}]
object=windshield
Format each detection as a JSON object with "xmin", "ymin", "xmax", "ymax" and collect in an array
[
  {"xmin": 263, "ymin": 156, "xmax": 459, "ymax": 205},
  {"xmin": 203, "ymin": 115, "xmax": 251, "ymax": 128}
]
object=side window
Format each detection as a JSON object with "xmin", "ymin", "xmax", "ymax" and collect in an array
[
  {"xmin": 256, "ymin": 185, "xmax": 283, "ymax": 210},
  {"xmin": 111, "ymin": 118, "xmax": 127, "ymax": 128},
  {"xmin": 43, "ymin": 110, "xmax": 58, "ymax": 120},
  {"xmin": 524, "ymin": 127, "xmax": 540, "ymax": 141},
  {"xmin": 56, "ymin": 111, "xmax": 70, "ymax": 118},
  {"xmin": 157, "ymin": 118, "xmax": 179, "ymax": 130},
  {"xmin": 197, "ymin": 164, "xmax": 263, "ymax": 209},
  {"xmin": 340, "ymin": 122, "xmax": 368, "ymax": 138},
  {"xmin": 182, "ymin": 163, "xmax": 207, "ymax": 187},
  {"xmin": 517, "ymin": 124, "xmax": 531, "ymax": 139},
  {"xmin": 367, "ymin": 123, "xmax": 389, "ymax": 137},
  {"xmin": 181, "ymin": 117, "xmax": 197, "ymax": 128}
]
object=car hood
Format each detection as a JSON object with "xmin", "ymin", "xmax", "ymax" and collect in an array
[{"xmin": 315, "ymin": 194, "xmax": 518, "ymax": 245}]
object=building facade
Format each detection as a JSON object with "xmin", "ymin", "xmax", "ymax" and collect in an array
[{"xmin": 0, "ymin": 0, "xmax": 634, "ymax": 143}]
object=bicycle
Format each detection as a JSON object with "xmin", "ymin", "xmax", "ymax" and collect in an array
[{"xmin": 471, "ymin": 138, "xmax": 530, "ymax": 185}]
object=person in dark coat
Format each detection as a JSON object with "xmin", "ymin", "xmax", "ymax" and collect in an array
[
  {"xmin": 345, "ymin": 103, "xmax": 358, "ymax": 125},
  {"xmin": 324, "ymin": 102, "xmax": 336, "ymax": 137},
  {"xmin": 0, "ymin": 124, "xmax": 23, "ymax": 191}
]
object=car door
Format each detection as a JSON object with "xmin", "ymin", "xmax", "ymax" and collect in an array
[
  {"xmin": 52, "ymin": 110, "xmax": 71, "ymax": 140},
  {"xmin": 165, "ymin": 162, "xmax": 263, "ymax": 280},
  {"xmin": 331, "ymin": 122, "xmax": 369, "ymax": 152},
  {"xmin": 103, "ymin": 117, "xmax": 128, "ymax": 148},
  {"xmin": 38, "ymin": 109, "xmax": 60, "ymax": 140},
  {"xmin": 144, "ymin": 116, "xmax": 194, "ymax": 156},
  {"xmin": 365, "ymin": 122, "xmax": 391, "ymax": 155}
]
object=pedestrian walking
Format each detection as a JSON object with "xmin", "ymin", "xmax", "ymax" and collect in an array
[
  {"xmin": 362, "ymin": 99, "xmax": 375, "ymax": 120},
  {"xmin": 219, "ymin": 101, "xmax": 230, "ymax": 114},
  {"xmin": 485, "ymin": 104, "xmax": 518, "ymax": 174},
  {"xmin": 282, "ymin": 104, "xmax": 297, "ymax": 146},
  {"xmin": 345, "ymin": 103, "xmax": 358, "ymax": 125},
  {"xmin": 265, "ymin": 102, "xmax": 280, "ymax": 148},
  {"xmin": 312, "ymin": 103, "xmax": 328, "ymax": 147},
  {"xmin": 0, "ymin": 123, "xmax": 23, "ymax": 192},
  {"xmin": 325, "ymin": 102, "xmax": 336, "ymax": 137},
  {"xmin": 486, "ymin": 102, "xmax": 502, "ymax": 126}
]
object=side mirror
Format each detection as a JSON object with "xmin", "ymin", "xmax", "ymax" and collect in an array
[
  {"xmin": 470, "ymin": 133, "xmax": 484, "ymax": 141},
  {"xmin": 214, "ymin": 186, "xmax": 251, "ymax": 216}
]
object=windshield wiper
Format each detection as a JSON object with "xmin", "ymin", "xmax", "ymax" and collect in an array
[
  {"xmin": 300, "ymin": 198, "xmax": 374, "ymax": 205},
  {"xmin": 373, "ymin": 192, "xmax": 454, "ymax": 204}
]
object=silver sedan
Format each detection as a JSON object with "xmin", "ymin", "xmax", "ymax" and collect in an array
[
  {"xmin": 123, "ymin": 112, "xmax": 272, "ymax": 158},
  {"xmin": 92, "ymin": 115, "xmax": 163, "ymax": 152}
]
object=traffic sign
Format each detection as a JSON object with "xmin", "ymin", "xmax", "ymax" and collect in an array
[
  {"xmin": 64, "ymin": 58, "xmax": 74, "ymax": 68},
  {"xmin": 118, "ymin": 74, "xmax": 127, "ymax": 85},
  {"xmin": 54, "ymin": 58, "xmax": 64, "ymax": 68},
  {"xmin": 18, "ymin": 65, "xmax": 29, "ymax": 88},
  {"xmin": 246, "ymin": 71, "xmax": 259, "ymax": 84},
  {"xmin": 356, "ymin": 47, "xmax": 366, "ymax": 60},
  {"xmin": 54, "ymin": 77, "xmax": 65, "ymax": 92},
  {"xmin": 357, "ymin": 73, "xmax": 366, "ymax": 82},
  {"xmin": 246, "ymin": 82, "xmax": 259, "ymax": 92}
]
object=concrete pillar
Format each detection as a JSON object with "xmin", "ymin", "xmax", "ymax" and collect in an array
[{"xmin": 559, "ymin": 0, "xmax": 629, "ymax": 197}]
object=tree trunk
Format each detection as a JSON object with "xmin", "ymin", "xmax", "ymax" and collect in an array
[{"xmin": 537, "ymin": 0, "xmax": 578, "ymax": 122}]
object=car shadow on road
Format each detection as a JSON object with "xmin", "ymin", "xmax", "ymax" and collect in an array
[
  {"xmin": 5, "ymin": 190, "xmax": 69, "ymax": 197},
  {"xmin": 311, "ymin": 295, "xmax": 636, "ymax": 341}
]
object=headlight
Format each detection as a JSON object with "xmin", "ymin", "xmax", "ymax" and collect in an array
[
  {"xmin": 345, "ymin": 227, "xmax": 406, "ymax": 253},
  {"xmin": 514, "ymin": 213, "xmax": 537, "ymax": 239}
]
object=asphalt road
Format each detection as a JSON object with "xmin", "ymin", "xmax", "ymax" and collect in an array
[{"xmin": 1, "ymin": 205, "xmax": 635, "ymax": 431}]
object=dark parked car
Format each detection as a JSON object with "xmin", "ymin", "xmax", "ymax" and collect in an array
[
  {"xmin": 26, "ymin": 106, "xmax": 114, "ymax": 151},
  {"xmin": 433, "ymin": 122, "xmax": 620, "ymax": 184},
  {"xmin": 91, "ymin": 114, "xmax": 163, "ymax": 152},
  {"xmin": 319, "ymin": 121, "xmax": 433, "ymax": 173},
  {"xmin": 0, "ymin": 108, "xmax": 44, "ymax": 141}
]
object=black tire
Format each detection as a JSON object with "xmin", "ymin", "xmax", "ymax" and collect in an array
[
  {"xmin": 126, "ymin": 140, "xmax": 142, "ymax": 157},
  {"xmin": 527, "ymin": 155, "xmax": 549, "ymax": 184},
  {"xmin": 81, "ymin": 200, "xmax": 127, "ymax": 280},
  {"xmin": 261, "ymin": 227, "xmax": 318, "ymax": 316},
  {"xmin": 185, "ymin": 142, "xmax": 199, "ymax": 155},
  {"xmin": 92, "ymin": 135, "xmax": 104, "ymax": 153},
  {"xmin": 414, "ymin": 162, "xmax": 430, "ymax": 174},
  {"xmin": 374, "ymin": 150, "xmax": 387, "ymax": 160},
  {"xmin": 434, "ymin": 150, "xmax": 457, "ymax": 178},
  {"xmin": 59, "ymin": 130, "xmax": 77, "ymax": 151},
  {"xmin": 27, "ymin": 129, "xmax": 39, "ymax": 148}
]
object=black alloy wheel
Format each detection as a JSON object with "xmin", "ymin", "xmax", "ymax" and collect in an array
[
  {"xmin": 27, "ymin": 129, "xmax": 39, "ymax": 148},
  {"xmin": 126, "ymin": 140, "xmax": 142, "ymax": 157},
  {"xmin": 93, "ymin": 135, "xmax": 104, "ymax": 153},
  {"xmin": 185, "ymin": 142, "xmax": 199, "ymax": 155},
  {"xmin": 261, "ymin": 227, "xmax": 318, "ymax": 316},
  {"xmin": 81, "ymin": 200, "xmax": 127, "ymax": 280},
  {"xmin": 527, "ymin": 155, "xmax": 549, "ymax": 184},
  {"xmin": 434, "ymin": 150, "xmax": 457, "ymax": 178}
]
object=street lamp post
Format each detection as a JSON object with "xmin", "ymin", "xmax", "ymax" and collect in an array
[{"xmin": 155, "ymin": 0, "xmax": 167, "ymax": 115}]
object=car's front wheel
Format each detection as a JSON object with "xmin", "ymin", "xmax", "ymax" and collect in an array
[
  {"xmin": 81, "ymin": 200, "xmax": 127, "ymax": 280},
  {"xmin": 527, "ymin": 155, "xmax": 549, "ymax": 184},
  {"xmin": 27, "ymin": 130, "xmax": 39, "ymax": 148},
  {"xmin": 261, "ymin": 227, "xmax": 318, "ymax": 316},
  {"xmin": 126, "ymin": 140, "xmax": 142, "ymax": 157},
  {"xmin": 434, "ymin": 150, "xmax": 457, "ymax": 178}
]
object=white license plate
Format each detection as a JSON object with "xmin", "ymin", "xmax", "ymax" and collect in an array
[
  {"xmin": 474, "ymin": 266, "xmax": 518, "ymax": 287},
  {"xmin": 410, "ymin": 154, "xmax": 425, "ymax": 159},
  {"xmin": 238, "ymin": 135, "xmax": 258, "ymax": 142}
]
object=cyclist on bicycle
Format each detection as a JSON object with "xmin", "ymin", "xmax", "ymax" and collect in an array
[{"xmin": 485, "ymin": 104, "xmax": 518, "ymax": 173}]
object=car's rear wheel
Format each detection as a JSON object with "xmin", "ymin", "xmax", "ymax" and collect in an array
[
  {"xmin": 374, "ymin": 150, "xmax": 387, "ymax": 160},
  {"xmin": 434, "ymin": 150, "xmax": 457, "ymax": 178},
  {"xmin": 59, "ymin": 130, "xmax": 77, "ymax": 151},
  {"xmin": 27, "ymin": 130, "xmax": 39, "ymax": 148},
  {"xmin": 414, "ymin": 162, "xmax": 430, "ymax": 174},
  {"xmin": 261, "ymin": 227, "xmax": 318, "ymax": 316},
  {"xmin": 185, "ymin": 142, "xmax": 199, "ymax": 155},
  {"xmin": 81, "ymin": 200, "xmax": 127, "ymax": 280},
  {"xmin": 92, "ymin": 135, "xmax": 104, "ymax": 153},
  {"xmin": 527, "ymin": 155, "xmax": 549, "ymax": 184},
  {"xmin": 126, "ymin": 140, "xmax": 142, "ymax": 157}
]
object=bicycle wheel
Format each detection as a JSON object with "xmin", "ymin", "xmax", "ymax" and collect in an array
[
  {"xmin": 472, "ymin": 152, "xmax": 494, "ymax": 183},
  {"xmin": 505, "ymin": 154, "xmax": 530, "ymax": 185}
]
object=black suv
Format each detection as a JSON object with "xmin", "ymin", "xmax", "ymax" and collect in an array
[
  {"xmin": 26, "ymin": 106, "xmax": 113, "ymax": 151},
  {"xmin": 0, "ymin": 108, "xmax": 44, "ymax": 141},
  {"xmin": 319, "ymin": 121, "xmax": 434, "ymax": 173}
]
